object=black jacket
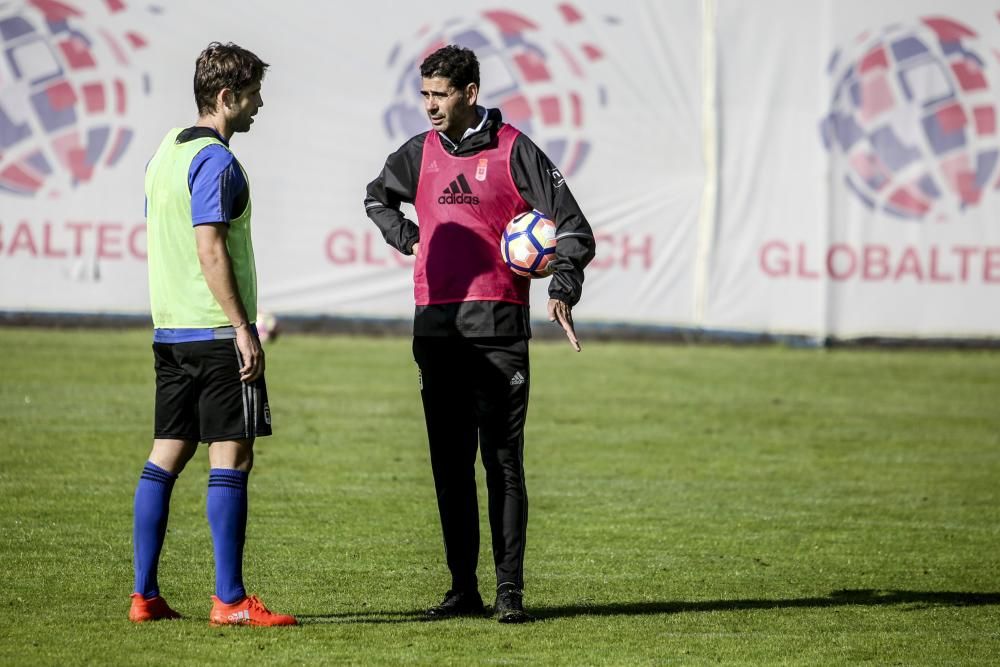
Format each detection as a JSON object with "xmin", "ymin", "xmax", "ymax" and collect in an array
[{"xmin": 364, "ymin": 107, "xmax": 596, "ymax": 337}]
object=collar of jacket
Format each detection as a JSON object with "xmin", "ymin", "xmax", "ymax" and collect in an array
[{"xmin": 439, "ymin": 107, "xmax": 504, "ymax": 156}]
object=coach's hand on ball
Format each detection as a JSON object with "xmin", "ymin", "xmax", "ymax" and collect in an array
[{"xmin": 548, "ymin": 298, "xmax": 580, "ymax": 352}]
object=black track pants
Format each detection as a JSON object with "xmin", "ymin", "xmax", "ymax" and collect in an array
[{"xmin": 412, "ymin": 336, "xmax": 530, "ymax": 592}]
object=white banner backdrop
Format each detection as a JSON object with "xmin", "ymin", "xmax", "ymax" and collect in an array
[
  {"xmin": 710, "ymin": 0, "xmax": 1000, "ymax": 339},
  {"xmin": 0, "ymin": 0, "xmax": 997, "ymax": 340}
]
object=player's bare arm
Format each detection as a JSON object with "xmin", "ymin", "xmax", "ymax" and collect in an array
[{"xmin": 194, "ymin": 223, "xmax": 263, "ymax": 381}]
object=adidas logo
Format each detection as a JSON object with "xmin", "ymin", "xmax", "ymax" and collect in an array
[
  {"xmin": 510, "ymin": 371, "xmax": 526, "ymax": 386},
  {"xmin": 438, "ymin": 173, "xmax": 480, "ymax": 205},
  {"xmin": 227, "ymin": 609, "xmax": 250, "ymax": 623}
]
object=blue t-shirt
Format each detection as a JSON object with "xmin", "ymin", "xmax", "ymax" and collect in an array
[
  {"xmin": 144, "ymin": 127, "xmax": 247, "ymax": 224},
  {"xmin": 188, "ymin": 139, "xmax": 247, "ymax": 225}
]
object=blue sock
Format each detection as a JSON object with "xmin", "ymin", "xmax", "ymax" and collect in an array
[
  {"xmin": 133, "ymin": 461, "xmax": 177, "ymax": 598},
  {"xmin": 207, "ymin": 468, "xmax": 249, "ymax": 604}
]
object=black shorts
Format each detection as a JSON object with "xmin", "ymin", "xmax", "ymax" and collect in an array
[{"xmin": 153, "ymin": 339, "xmax": 272, "ymax": 443}]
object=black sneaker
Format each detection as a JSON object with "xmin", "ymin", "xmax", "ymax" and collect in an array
[
  {"xmin": 494, "ymin": 583, "xmax": 534, "ymax": 624},
  {"xmin": 425, "ymin": 589, "xmax": 485, "ymax": 619}
]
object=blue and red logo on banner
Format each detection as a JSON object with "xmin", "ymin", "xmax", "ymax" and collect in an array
[
  {"xmin": 382, "ymin": 4, "xmax": 610, "ymax": 178},
  {"xmin": 821, "ymin": 16, "xmax": 1000, "ymax": 221},
  {"xmin": 0, "ymin": 0, "xmax": 151, "ymax": 198}
]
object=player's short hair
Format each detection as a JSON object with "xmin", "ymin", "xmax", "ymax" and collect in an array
[
  {"xmin": 420, "ymin": 45, "xmax": 479, "ymax": 90},
  {"xmin": 194, "ymin": 42, "xmax": 269, "ymax": 115}
]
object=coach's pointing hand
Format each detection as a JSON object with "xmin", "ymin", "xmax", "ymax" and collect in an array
[{"xmin": 548, "ymin": 298, "xmax": 580, "ymax": 352}]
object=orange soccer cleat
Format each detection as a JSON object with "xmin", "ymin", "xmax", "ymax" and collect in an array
[
  {"xmin": 129, "ymin": 593, "xmax": 182, "ymax": 623},
  {"xmin": 209, "ymin": 594, "xmax": 297, "ymax": 627}
]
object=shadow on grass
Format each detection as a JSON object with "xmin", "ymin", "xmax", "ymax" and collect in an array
[
  {"xmin": 296, "ymin": 590, "xmax": 1000, "ymax": 625},
  {"xmin": 530, "ymin": 590, "xmax": 1000, "ymax": 620},
  {"xmin": 296, "ymin": 609, "xmax": 432, "ymax": 625}
]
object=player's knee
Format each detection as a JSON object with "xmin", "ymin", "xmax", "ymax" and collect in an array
[
  {"xmin": 207, "ymin": 439, "xmax": 254, "ymax": 471},
  {"xmin": 149, "ymin": 439, "xmax": 198, "ymax": 474}
]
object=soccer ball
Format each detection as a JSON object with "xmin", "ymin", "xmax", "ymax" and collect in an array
[
  {"xmin": 500, "ymin": 210, "xmax": 557, "ymax": 278},
  {"xmin": 256, "ymin": 310, "xmax": 279, "ymax": 343}
]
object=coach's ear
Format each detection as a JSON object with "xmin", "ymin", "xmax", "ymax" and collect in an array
[{"xmin": 464, "ymin": 82, "xmax": 479, "ymax": 108}]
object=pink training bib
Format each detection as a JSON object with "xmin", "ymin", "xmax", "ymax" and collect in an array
[{"xmin": 413, "ymin": 125, "xmax": 531, "ymax": 306}]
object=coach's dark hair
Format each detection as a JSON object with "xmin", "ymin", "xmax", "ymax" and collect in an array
[
  {"xmin": 420, "ymin": 45, "xmax": 479, "ymax": 90},
  {"xmin": 194, "ymin": 42, "xmax": 269, "ymax": 115}
]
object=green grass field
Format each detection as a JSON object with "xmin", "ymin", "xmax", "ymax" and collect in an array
[{"xmin": 1, "ymin": 327, "xmax": 998, "ymax": 665}]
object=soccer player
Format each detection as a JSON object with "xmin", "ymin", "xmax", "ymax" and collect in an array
[
  {"xmin": 129, "ymin": 42, "xmax": 295, "ymax": 627},
  {"xmin": 364, "ymin": 45, "xmax": 595, "ymax": 623}
]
